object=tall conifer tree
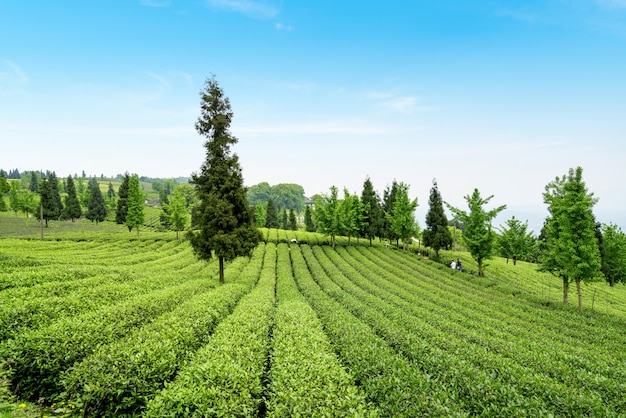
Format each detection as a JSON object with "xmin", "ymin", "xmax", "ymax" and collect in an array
[
  {"xmin": 423, "ymin": 179, "xmax": 453, "ymax": 260},
  {"xmin": 86, "ymin": 178, "xmax": 107, "ymax": 224},
  {"xmin": 62, "ymin": 175, "xmax": 82, "ymax": 221},
  {"xmin": 126, "ymin": 174, "xmax": 145, "ymax": 238},
  {"xmin": 187, "ymin": 76, "xmax": 261, "ymax": 283},
  {"xmin": 265, "ymin": 198, "xmax": 279, "ymax": 228},
  {"xmin": 361, "ymin": 176, "xmax": 383, "ymax": 246},
  {"xmin": 116, "ymin": 173, "xmax": 130, "ymax": 226}
]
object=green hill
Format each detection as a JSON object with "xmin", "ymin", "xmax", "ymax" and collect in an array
[{"xmin": 1, "ymin": 226, "xmax": 625, "ymax": 416}]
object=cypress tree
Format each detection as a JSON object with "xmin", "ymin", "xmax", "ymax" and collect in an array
[
  {"xmin": 116, "ymin": 173, "xmax": 130, "ymax": 226},
  {"xmin": 304, "ymin": 205, "xmax": 315, "ymax": 232},
  {"xmin": 187, "ymin": 76, "xmax": 261, "ymax": 283},
  {"xmin": 39, "ymin": 179, "xmax": 59, "ymax": 226},
  {"xmin": 62, "ymin": 175, "xmax": 82, "ymax": 221},
  {"xmin": 361, "ymin": 176, "xmax": 383, "ymax": 246},
  {"xmin": 288, "ymin": 208, "xmax": 297, "ymax": 230},
  {"xmin": 126, "ymin": 174, "xmax": 145, "ymax": 238},
  {"xmin": 423, "ymin": 179, "xmax": 453, "ymax": 260},
  {"xmin": 86, "ymin": 178, "xmax": 107, "ymax": 224},
  {"xmin": 265, "ymin": 198, "xmax": 279, "ymax": 228}
]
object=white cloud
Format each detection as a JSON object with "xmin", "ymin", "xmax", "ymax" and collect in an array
[
  {"xmin": 205, "ymin": 0, "xmax": 280, "ymax": 18},
  {"xmin": 139, "ymin": 0, "xmax": 171, "ymax": 7},
  {"xmin": 0, "ymin": 60, "xmax": 28, "ymax": 84}
]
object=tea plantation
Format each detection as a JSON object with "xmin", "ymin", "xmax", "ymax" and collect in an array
[{"xmin": 1, "ymin": 217, "xmax": 626, "ymax": 417}]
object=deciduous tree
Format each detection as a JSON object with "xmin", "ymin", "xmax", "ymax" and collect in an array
[
  {"xmin": 166, "ymin": 195, "xmax": 188, "ymax": 240},
  {"xmin": 601, "ymin": 223, "xmax": 626, "ymax": 287},
  {"xmin": 497, "ymin": 216, "xmax": 535, "ymax": 265},
  {"xmin": 540, "ymin": 167, "xmax": 601, "ymax": 310},
  {"xmin": 447, "ymin": 189, "xmax": 506, "ymax": 277},
  {"xmin": 385, "ymin": 182, "xmax": 419, "ymax": 251},
  {"xmin": 314, "ymin": 186, "xmax": 342, "ymax": 249},
  {"xmin": 187, "ymin": 76, "xmax": 261, "ymax": 283}
]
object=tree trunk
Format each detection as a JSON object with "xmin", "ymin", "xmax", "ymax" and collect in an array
[
  {"xmin": 477, "ymin": 259, "xmax": 484, "ymax": 277},
  {"xmin": 219, "ymin": 256, "xmax": 224, "ymax": 284},
  {"xmin": 610, "ymin": 276, "xmax": 615, "ymax": 287},
  {"xmin": 576, "ymin": 278, "xmax": 582, "ymax": 312},
  {"xmin": 562, "ymin": 277, "xmax": 569, "ymax": 305},
  {"xmin": 513, "ymin": 257, "xmax": 517, "ymax": 266}
]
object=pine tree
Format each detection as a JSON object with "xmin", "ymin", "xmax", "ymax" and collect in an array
[
  {"xmin": 48, "ymin": 172, "xmax": 63, "ymax": 216},
  {"xmin": 62, "ymin": 175, "xmax": 82, "ymax": 221},
  {"xmin": 187, "ymin": 76, "xmax": 261, "ymax": 283},
  {"xmin": 422, "ymin": 179, "xmax": 453, "ymax": 260},
  {"xmin": 86, "ymin": 178, "xmax": 107, "ymax": 224},
  {"xmin": 126, "ymin": 174, "xmax": 145, "ymax": 238},
  {"xmin": 116, "ymin": 173, "xmax": 130, "ymax": 226}
]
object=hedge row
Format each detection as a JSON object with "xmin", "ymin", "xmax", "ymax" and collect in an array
[
  {"xmin": 317, "ymin": 245, "xmax": 621, "ymax": 416},
  {"xmin": 144, "ymin": 243, "xmax": 278, "ymax": 417},
  {"xmin": 60, "ymin": 245, "xmax": 265, "ymax": 416},
  {"xmin": 292, "ymin": 245, "xmax": 465, "ymax": 417},
  {"xmin": 343, "ymin": 246, "xmax": 626, "ymax": 413},
  {"xmin": 265, "ymin": 243, "xmax": 377, "ymax": 417},
  {"xmin": 2, "ymin": 278, "xmax": 216, "ymax": 401}
]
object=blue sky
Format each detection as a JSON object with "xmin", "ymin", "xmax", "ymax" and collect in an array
[{"xmin": 1, "ymin": 0, "xmax": 625, "ymax": 231}]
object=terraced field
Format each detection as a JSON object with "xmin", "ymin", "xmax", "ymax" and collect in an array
[{"xmin": 1, "ymin": 228, "xmax": 625, "ymax": 417}]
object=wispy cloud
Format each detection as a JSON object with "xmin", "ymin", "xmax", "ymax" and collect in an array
[
  {"xmin": 0, "ymin": 60, "xmax": 28, "ymax": 84},
  {"xmin": 596, "ymin": 0, "xmax": 626, "ymax": 9},
  {"xmin": 495, "ymin": 8, "xmax": 545, "ymax": 24},
  {"xmin": 233, "ymin": 120, "xmax": 395, "ymax": 137},
  {"xmin": 275, "ymin": 22, "xmax": 293, "ymax": 31},
  {"xmin": 139, "ymin": 0, "xmax": 171, "ymax": 7},
  {"xmin": 367, "ymin": 91, "xmax": 433, "ymax": 113},
  {"xmin": 205, "ymin": 0, "xmax": 280, "ymax": 18}
]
